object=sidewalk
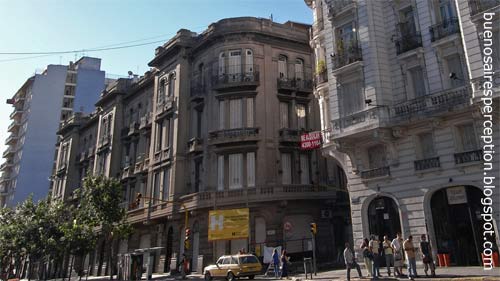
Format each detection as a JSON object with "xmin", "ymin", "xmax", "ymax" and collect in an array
[{"xmin": 292, "ymin": 267, "xmax": 499, "ymax": 281}]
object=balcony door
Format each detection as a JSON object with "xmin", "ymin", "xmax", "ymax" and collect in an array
[
  {"xmin": 228, "ymin": 50, "xmax": 242, "ymax": 82},
  {"xmin": 438, "ymin": 0, "xmax": 454, "ymax": 23},
  {"xmin": 245, "ymin": 49, "xmax": 253, "ymax": 80}
]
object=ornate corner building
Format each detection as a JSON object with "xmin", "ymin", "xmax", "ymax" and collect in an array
[
  {"xmin": 51, "ymin": 17, "xmax": 351, "ymax": 276},
  {"xmin": 306, "ymin": 0, "xmax": 500, "ymax": 266}
]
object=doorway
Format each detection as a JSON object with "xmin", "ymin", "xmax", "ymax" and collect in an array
[{"xmin": 367, "ymin": 196, "xmax": 402, "ymax": 241}]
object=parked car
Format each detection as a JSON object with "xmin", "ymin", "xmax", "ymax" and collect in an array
[{"xmin": 203, "ymin": 254, "xmax": 262, "ymax": 281}]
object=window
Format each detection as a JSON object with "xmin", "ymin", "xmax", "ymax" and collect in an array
[
  {"xmin": 228, "ymin": 154, "xmax": 243, "ymax": 189},
  {"xmin": 457, "ymin": 123, "xmax": 477, "ymax": 151},
  {"xmin": 418, "ymin": 132, "xmax": 436, "ymax": 159},
  {"xmin": 155, "ymin": 120, "xmax": 163, "ymax": 152},
  {"xmin": 219, "ymin": 100, "xmax": 225, "ymax": 130},
  {"xmin": 446, "ymin": 55, "xmax": 464, "ymax": 88},
  {"xmin": 153, "ymin": 171, "xmax": 161, "ymax": 200},
  {"xmin": 245, "ymin": 49, "xmax": 254, "ymax": 76},
  {"xmin": 220, "ymin": 98, "xmax": 253, "ymax": 130},
  {"xmin": 217, "ymin": 155, "xmax": 224, "ymax": 191},
  {"xmin": 162, "ymin": 167, "xmax": 170, "ymax": 200},
  {"xmin": 228, "ymin": 50, "xmax": 242, "ymax": 81},
  {"xmin": 368, "ymin": 145, "xmax": 387, "ymax": 169},
  {"xmin": 246, "ymin": 98, "xmax": 254, "ymax": 127},
  {"xmin": 299, "ymin": 154, "xmax": 310, "ymax": 184},
  {"xmin": 229, "ymin": 99, "xmax": 242, "ymax": 129},
  {"xmin": 296, "ymin": 104, "xmax": 307, "ymax": 130},
  {"xmin": 400, "ymin": 7, "xmax": 416, "ymax": 35},
  {"xmin": 158, "ymin": 79, "xmax": 166, "ymax": 103},
  {"xmin": 280, "ymin": 102, "xmax": 290, "ymax": 129},
  {"xmin": 338, "ymin": 22, "xmax": 355, "ymax": 50},
  {"xmin": 339, "ymin": 80, "xmax": 364, "ymax": 116},
  {"xmin": 438, "ymin": 0, "xmax": 454, "ymax": 22},
  {"xmin": 167, "ymin": 74, "xmax": 175, "ymax": 97},
  {"xmin": 194, "ymin": 159, "xmax": 202, "ymax": 192},
  {"xmin": 218, "ymin": 52, "xmax": 226, "ymax": 76},
  {"xmin": 278, "ymin": 55, "xmax": 288, "ymax": 79},
  {"xmin": 247, "ymin": 152, "xmax": 255, "ymax": 187},
  {"xmin": 281, "ymin": 153, "xmax": 292, "ymax": 185},
  {"xmin": 409, "ymin": 66, "xmax": 426, "ymax": 97},
  {"xmin": 295, "ymin": 59, "xmax": 304, "ymax": 81}
]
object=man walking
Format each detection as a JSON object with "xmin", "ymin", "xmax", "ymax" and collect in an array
[
  {"xmin": 344, "ymin": 242, "xmax": 363, "ymax": 281},
  {"xmin": 391, "ymin": 233, "xmax": 404, "ymax": 277},
  {"xmin": 404, "ymin": 235, "xmax": 417, "ymax": 280},
  {"xmin": 383, "ymin": 235, "xmax": 394, "ymax": 276},
  {"xmin": 369, "ymin": 235, "xmax": 381, "ymax": 279}
]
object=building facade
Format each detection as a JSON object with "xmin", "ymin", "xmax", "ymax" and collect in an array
[
  {"xmin": 52, "ymin": 18, "xmax": 350, "ymax": 276},
  {"xmin": 306, "ymin": 0, "xmax": 499, "ymax": 266},
  {"xmin": 0, "ymin": 57, "xmax": 106, "ymax": 207}
]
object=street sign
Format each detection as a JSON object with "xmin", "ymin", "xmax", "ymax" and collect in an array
[{"xmin": 300, "ymin": 131, "xmax": 322, "ymax": 150}]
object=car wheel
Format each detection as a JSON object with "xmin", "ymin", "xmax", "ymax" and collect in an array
[
  {"xmin": 248, "ymin": 275, "xmax": 255, "ymax": 279},
  {"xmin": 227, "ymin": 272, "xmax": 236, "ymax": 281},
  {"xmin": 205, "ymin": 272, "xmax": 212, "ymax": 281}
]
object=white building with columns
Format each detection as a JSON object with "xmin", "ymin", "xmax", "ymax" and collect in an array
[{"xmin": 306, "ymin": 0, "xmax": 499, "ymax": 266}]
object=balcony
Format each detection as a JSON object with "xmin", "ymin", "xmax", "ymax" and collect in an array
[
  {"xmin": 414, "ymin": 157, "xmax": 441, "ymax": 171},
  {"xmin": 212, "ymin": 65, "xmax": 260, "ymax": 91},
  {"xmin": 277, "ymin": 77, "xmax": 313, "ymax": 93},
  {"xmin": 361, "ymin": 166, "xmax": 390, "ymax": 179},
  {"xmin": 9, "ymin": 108, "xmax": 24, "ymax": 119},
  {"xmin": 181, "ymin": 184, "xmax": 336, "ymax": 210},
  {"xmin": 455, "ymin": 149, "xmax": 483, "ymax": 164},
  {"xmin": 2, "ymin": 147, "xmax": 15, "ymax": 158},
  {"xmin": 209, "ymin": 128, "xmax": 259, "ymax": 145},
  {"xmin": 7, "ymin": 121, "xmax": 20, "ymax": 133},
  {"xmin": 429, "ymin": 17, "xmax": 460, "ymax": 42},
  {"xmin": 156, "ymin": 97, "xmax": 174, "ymax": 116},
  {"xmin": 139, "ymin": 113, "xmax": 152, "ymax": 130},
  {"xmin": 128, "ymin": 122, "xmax": 140, "ymax": 136},
  {"xmin": 332, "ymin": 107, "xmax": 382, "ymax": 131},
  {"xmin": 314, "ymin": 71, "xmax": 328, "ymax": 86},
  {"xmin": 121, "ymin": 165, "xmax": 134, "ymax": 180},
  {"xmin": 0, "ymin": 175, "xmax": 11, "ymax": 184},
  {"xmin": 468, "ymin": 0, "xmax": 499, "ymax": 16},
  {"xmin": 188, "ymin": 138, "xmax": 203, "ymax": 153},
  {"xmin": 327, "ymin": 0, "xmax": 355, "ymax": 19},
  {"xmin": 391, "ymin": 85, "xmax": 471, "ymax": 122},
  {"xmin": 279, "ymin": 128, "xmax": 300, "ymax": 143},
  {"xmin": 0, "ymin": 161, "xmax": 13, "ymax": 171},
  {"xmin": 395, "ymin": 23, "xmax": 422, "ymax": 55},
  {"xmin": 5, "ymin": 134, "xmax": 18, "ymax": 145},
  {"xmin": 134, "ymin": 159, "xmax": 144, "ymax": 174},
  {"xmin": 331, "ymin": 44, "xmax": 362, "ymax": 70},
  {"xmin": 190, "ymin": 83, "xmax": 207, "ymax": 102}
]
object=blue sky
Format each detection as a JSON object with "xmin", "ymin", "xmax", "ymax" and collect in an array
[{"xmin": 0, "ymin": 0, "xmax": 312, "ymax": 157}]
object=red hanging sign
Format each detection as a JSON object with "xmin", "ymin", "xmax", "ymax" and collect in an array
[{"xmin": 300, "ymin": 131, "xmax": 322, "ymax": 150}]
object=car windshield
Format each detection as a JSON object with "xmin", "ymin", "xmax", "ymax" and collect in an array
[{"xmin": 239, "ymin": 256, "xmax": 259, "ymax": 264}]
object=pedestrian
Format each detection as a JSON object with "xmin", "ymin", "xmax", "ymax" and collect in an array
[
  {"xmin": 403, "ymin": 235, "xmax": 417, "ymax": 280},
  {"xmin": 272, "ymin": 248, "xmax": 280, "ymax": 278},
  {"xmin": 420, "ymin": 234, "xmax": 436, "ymax": 277},
  {"xmin": 391, "ymin": 232, "xmax": 404, "ymax": 277},
  {"xmin": 369, "ymin": 235, "xmax": 381, "ymax": 279},
  {"xmin": 344, "ymin": 242, "xmax": 363, "ymax": 281},
  {"xmin": 383, "ymin": 235, "xmax": 394, "ymax": 276},
  {"xmin": 280, "ymin": 250, "xmax": 290, "ymax": 279},
  {"xmin": 360, "ymin": 238, "xmax": 372, "ymax": 277}
]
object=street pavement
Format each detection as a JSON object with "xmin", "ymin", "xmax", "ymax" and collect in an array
[{"xmin": 19, "ymin": 266, "xmax": 499, "ymax": 281}]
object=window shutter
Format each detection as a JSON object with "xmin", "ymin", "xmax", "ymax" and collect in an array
[
  {"xmin": 460, "ymin": 124, "xmax": 477, "ymax": 151},
  {"xmin": 281, "ymin": 153, "xmax": 292, "ymax": 185},
  {"xmin": 230, "ymin": 99, "xmax": 242, "ymax": 129},
  {"xmin": 218, "ymin": 53, "xmax": 225, "ymax": 76},
  {"xmin": 420, "ymin": 133, "xmax": 435, "ymax": 158},
  {"xmin": 246, "ymin": 98, "xmax": 254, "ymax": 127},
  {"xmin": 219, "ymin": 100, "xmax": 225, "ymax": 130},
  {"xmin": 368, "ymin": 145, "xmax": 387, "ymax": 168},
  {"xmin": 300, "ymin": 154, "xmax": 310, "ymax": 184},
  {"xmin": 278, "ymin": 56, "xmax": 288, "ymax": 79},
  {"xmin": 280, "ymin": 102, "xmax": 289, "ymax": 129},
  {"xmin": 295, "ymin": 60, "xmax": 304, "ymax": 81},
  {"xmin": 410, "ymin": 66, "xmax": 426, "ymax": 97},
  {"xmin": 229, "ymin": 154, "xmax": 243, "ymax": 189},
  {"xmin": 162, "ymin": 168, "xmax": 170, "ymax": 200},
  {"xmin": 247, "ymin": 152, "xmax": 255, "ymax": 187},
  {"xmin": 217, "ymin": 155, "xmax": 224, "ymax": 191}
]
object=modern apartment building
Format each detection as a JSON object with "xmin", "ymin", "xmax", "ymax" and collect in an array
[
  {"xmin": 306, "ymin": 0, "xmax": 499, "ymax": 266},
  {"xmin": 0, "ymin": 57, "xmax": 106, "ymax": 207},
  {"xmin": 52, "ymin": 17, "xmax": 352, "ymax": 276}
]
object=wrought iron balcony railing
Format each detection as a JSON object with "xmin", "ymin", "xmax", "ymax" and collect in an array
[
  {"xmin": 391, "ymin": 85, "xmax": 471, "ymax": 120},
  {"xmin": 212, "ymin": 65, "xmax": 260, "ymax": 90},
  {"xmin": 468, "ymin": 0, "xmax": 499, "ymax": 16},
  {"xmin": 395, "ymin": 22, "xmax": 422, "ymax": 54},
  {"xmin": 360, "ymin": 166, "xmax": 390, "ymax": 179},
  {"xmin": 331, "ymin": 45, "xmax": 362, "ymax": 70},
  {"xmin": 209, "ymin": 127, "xmax": 259, "ymax": 140},
  {"xmin": 414, "ymin": 157, "xmax": 441, "ymax": 171},
  {"xmin": 277, "ymin": 77, "xmax": 313, "ymax": 92},
  {"xmin": 429, "ymin": 17, "xmax": 460, "ymax": 42},
  {"xmin": 454, "ymin": 149, "xmax": 483, "ymax": 164},
  {"xmin": 279, "ymin": 128, "xmax": 301, "ymax": 142}
]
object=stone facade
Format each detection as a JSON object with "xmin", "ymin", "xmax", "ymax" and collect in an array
[
  {"xmin": 306, "ymin": 0, "xmax": 500, "ymax": 266},
  {"xmin": 52, "ymin": 17, "xmax": 351, "ymax": 276}
]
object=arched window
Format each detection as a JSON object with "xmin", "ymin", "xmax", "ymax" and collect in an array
[
  {"xmin": 278, "ymin": 55, "xmax": 288, "ymax": 79},
  {"xmin": 295, "ymin": 59, "xmax": 304, "ymax": 81}
]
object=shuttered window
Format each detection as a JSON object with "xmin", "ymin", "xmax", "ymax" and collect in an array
[
  {"xmin": 217, "ymin": 155, "xmax": 224, "ymax": 191},
  {"xmin": 368, "ymin": 145, "xmax": 387, "ymax": 169},
  {"xmin": 340, "ymin": 80, "xmax": 364, "ymax": 116},
  {"xmin": 219, "ymin": 100, "xmax": 225, "ymax": 130},
  {"xmin": 278, "ymin": 55, "xmax": 288, "ymax": 79},
  {"xmin": 162, "ymin": 168, "xmax": 170, "ymax": 200},
  {"xmin": 295, "ymin": 59, "xmax": 304, "ymax": 81},
  {"xmin": 246, "ymin": 98, "xmax": 254, "ymax": 127},
  {"xmin": 229, "ymin": 99, "xmax": 242, "ymax": 129},
  {"xmin": 410, "ymin": 66, "xmax": 426, "ymax": 97},
  {"xmin": 281, "ymin": 153, "xmax": 292, "ymax": 185},
  {"xmin": 419, "ymin": 133, "xmax": 436, "ymax": 159},
  {"xmin": 458, "ymin": 123, "xmax": 477, "ymax": 151},
  {"xmin": 280, "ymin": 102, "xmax": 290, "ymax": 129},
  {"xmin": 446, "ymin": 55, "xmax": 464, "ymax": 88},
  {"xmin": 229, "ymin": 153, "xmax": 243, "ymax": 189},
  {"xmin": 218, "ymin": 52, "xmax": 225, "ymax": 76},
  {"xmin": 247, "ymin": 152, "xmax": 255, "ymax": 187},
  {"xmin": 300, "ymin": 154, "xmax": 310, "ymax": 184}
]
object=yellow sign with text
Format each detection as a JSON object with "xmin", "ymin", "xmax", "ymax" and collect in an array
[{"xmin": 208, "ymin": 208, "xmax": 249, "ymax": 241}]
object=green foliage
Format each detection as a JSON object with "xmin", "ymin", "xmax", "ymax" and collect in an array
[{"xmin": 315, "ymin": 60, "xmax": 326, "ymax": 74}]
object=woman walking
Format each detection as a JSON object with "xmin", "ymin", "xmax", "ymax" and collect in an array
[{"xmin": 360, "ymin": 238, "xmax": 372, "ymax": 278}]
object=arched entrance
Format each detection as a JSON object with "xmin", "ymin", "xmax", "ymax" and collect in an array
[
  {"xmin": 163, "ymin": 227, "xmax": 173, "ymax": 272},
  {"xmin": 368, "ymin": 196, "xmax": 402, "ymax": 241},
  {"xmin": 430, "ymin": 185, "xmax": 497, "ymax": 266}
]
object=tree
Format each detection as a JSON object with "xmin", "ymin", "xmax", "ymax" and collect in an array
[{"xmin": 75, "ymin": 176, "xmax": 132, "ymax": 280}]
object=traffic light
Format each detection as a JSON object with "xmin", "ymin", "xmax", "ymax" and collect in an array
[
  {"xmin": 184, "ymin": 228, "xmax": 191, "ymax": 250},
  {"xmin": 135, "ymin": 192, "xmax": 142, "ymax": 207},
  {"xmin": 310, "ymin": 223, "xmax": 317, "ymax": 235}
]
